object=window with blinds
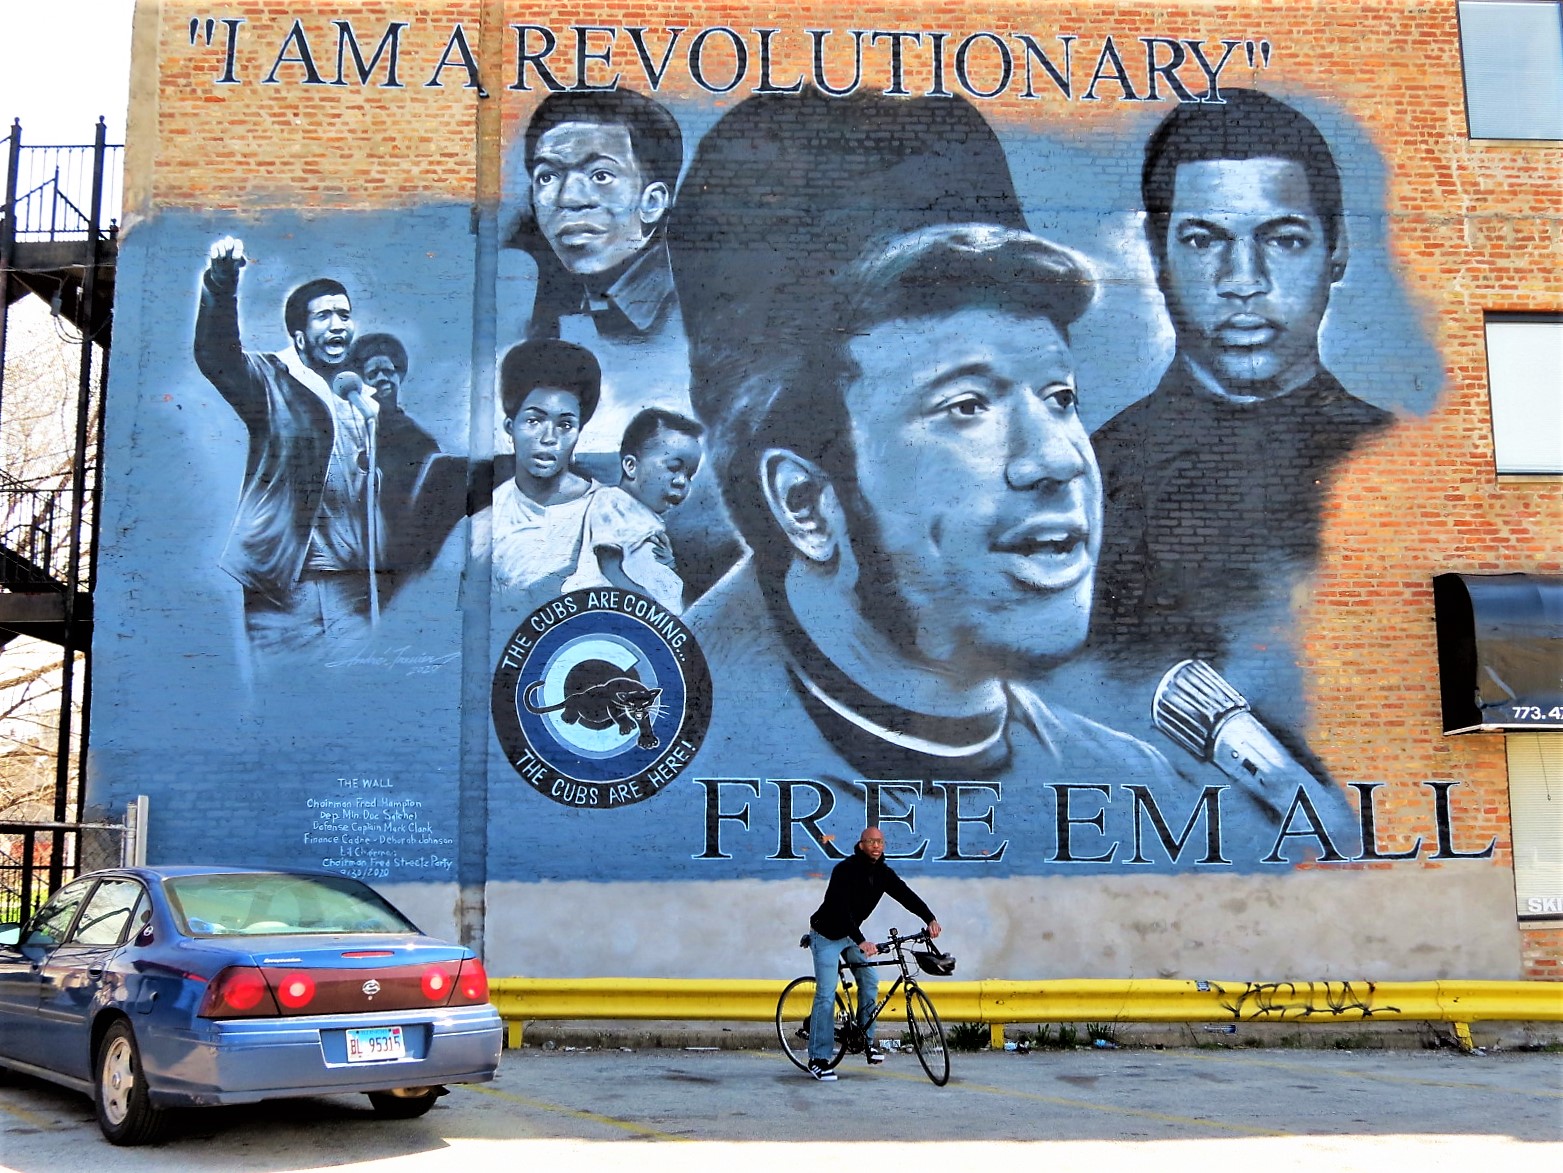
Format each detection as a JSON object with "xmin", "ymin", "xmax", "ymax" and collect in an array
[
  {"xmin": 1458, "ymin": 1, "xmax": 1563, "ymax": 139},
  {"xmin": 1484, "ymin": 314, "xmax": 1563, "ymax": 476},
  {"xmin": 1508, "ymin": 733, "xmax": 1563, "ymax": 921}
]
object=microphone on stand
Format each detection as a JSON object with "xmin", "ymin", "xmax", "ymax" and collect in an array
[
  {"xmin": 331, "ymin": 370, "xmax": 379, "ymax": 421},
  {"xmin": 1151, "ymin": 659, "xmax": 1314, "ymax": 816},
  {"xmin": 331, "ymin": 370, "xmax": 380, "ymax": 626}
]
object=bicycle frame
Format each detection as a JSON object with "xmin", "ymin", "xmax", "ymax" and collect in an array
[
  {"xmin": 833, "ymin": 928, "xmax": 933, "ymax": 1048},
  {"xmin": 776, "ymin": 926, "xmax": 951, "ymax": 1085},
  {"xmin": 836, "ymin": 955, "xmax": 919, "ymax": 1046}
]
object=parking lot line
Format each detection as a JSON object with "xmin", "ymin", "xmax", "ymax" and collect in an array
[
  {"xmin": 0, "ymin": 1094, "xmax": 64, "ymax": 1131},
  {"xmin": 462, "ymin": 1081, "xmax": 695, "ymax": 1141}
]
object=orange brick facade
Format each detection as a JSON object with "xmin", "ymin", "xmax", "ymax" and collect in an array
[{"xmin": 99, "ymin": 1, "xmax": 1560, "ymax": 982}]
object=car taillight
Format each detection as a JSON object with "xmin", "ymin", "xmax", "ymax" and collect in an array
[
  {"xmin": 274, "ymin": 970, "xmax": 317, "ymax": 1010},
  {"xmin": 199, "ymin": 966, "xmax": 281, "ymax": 1018},
  {"xmin": 454, "ymin": 958, "xmax": 489, "ymax": 1004},
  {"xmin": 420, "ymin": 963, "xmax": 458, "ymax": 1002}
]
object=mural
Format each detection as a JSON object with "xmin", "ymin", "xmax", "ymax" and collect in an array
[
  {"xmin": 89, "ymin": 5, "xmax": 1526, "ymax": 980},
  {"xmin": 484, "ymin": 82, "xmax": 1440, "ymax": 877}
]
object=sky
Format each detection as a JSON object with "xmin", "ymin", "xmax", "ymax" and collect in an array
[{"xmin": 0, "ymin": 0, "xmax": 135, "ymax": 143}]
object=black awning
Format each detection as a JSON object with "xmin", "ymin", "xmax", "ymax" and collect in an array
[{"xmin": 1434, "ymin": 573, "xmax": 1563, "ymax": 734}]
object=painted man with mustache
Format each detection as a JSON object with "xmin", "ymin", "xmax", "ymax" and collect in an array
[
  {"xmin": 195, "ymin": 237, "xmax": 387, "ymax": 656},
  {"xmin": 1090, "ymin": 91, "xmax": 1394, "ymax": 676},
  {"xmin": 672, "ymin": 92, "xmax": 1181, "ymax": 864}
]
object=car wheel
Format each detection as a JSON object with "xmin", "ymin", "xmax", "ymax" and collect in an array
[
  {"xmin": 367, "ymin": 1086, "xmax": 444, "ymax": 1119},
  {"xmin": 95, "ymin": 1020, "xmax": 168, "ymax": 1145}
]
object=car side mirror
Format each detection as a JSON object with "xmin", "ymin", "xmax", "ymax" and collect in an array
[{"xmin": 0, "ymin": 922, "xmax": 19, "ymax": 947}]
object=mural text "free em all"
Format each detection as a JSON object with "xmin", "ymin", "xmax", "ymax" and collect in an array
[{"xmin": 694, "ymin": 780, "xmax": 1501, "ymax": 870}]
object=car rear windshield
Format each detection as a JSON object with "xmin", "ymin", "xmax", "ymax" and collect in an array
[{"xmin": 163, "ymin": 873, "xmax": 420, "ymax": 937}]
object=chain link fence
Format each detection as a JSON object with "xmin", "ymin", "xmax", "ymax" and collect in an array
[{"xmin": 0, "ymin": 799, "xmax": 145, "ymax": 923}]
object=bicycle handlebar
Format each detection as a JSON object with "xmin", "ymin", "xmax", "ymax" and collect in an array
[{"xmin": 871, "ymin": 928, "xmax": 933, "ymax": 951}]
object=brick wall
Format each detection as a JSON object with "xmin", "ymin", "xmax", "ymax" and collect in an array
[{"xmin": 1522, "ymin": 927, "xmax": 1563, "ymax": 980}]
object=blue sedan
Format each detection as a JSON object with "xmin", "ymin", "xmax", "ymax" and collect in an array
[{"xmin": 0, "ymin": 866, "xmax": 503, "ymax": 1144}]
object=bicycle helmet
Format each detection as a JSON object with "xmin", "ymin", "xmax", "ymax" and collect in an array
[{"xmin": 913, "ymin": 948, "xmax": 957, "ymax": 976}]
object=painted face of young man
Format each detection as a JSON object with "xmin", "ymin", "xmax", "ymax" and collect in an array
[
  {"xmin": 841, "ymin": 306, "xmax": 1102, "ymax": 672},
  {"xmin": 293, "ymin": 294, "xmax": 355, "ymax": 371},
  {"xmin": 530, "ymin": 122, "xmax": 668, "ymax": 278},
  {"xmin": 507, "ymin": 386, "xmax": 584, "ymax": 483},
  {"xmin": 360, "ymin": 354, "xmax": 403, "ymax": 409},
  {"xmin": 1160, "ymin": 157, "xmax": 1344, "ymax": 398},
  {"xmin": 623, "ymin": 426, "xmax": 702, "ymax": 515}
]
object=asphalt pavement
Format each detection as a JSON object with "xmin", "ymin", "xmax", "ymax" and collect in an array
[{"xmin": 2, "ymin": 1043, "xmax": 1560, "ymax": 1172}]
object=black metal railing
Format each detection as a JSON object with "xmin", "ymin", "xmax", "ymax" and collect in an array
[
  {"xmin": 0, "ymin": 118, "xmax": 119, "ymax": 890},
  {"xmin": 0, "ymin": 820, "xmax": 127, "ymax": 924},
  {"xmin": 0, "ymin": 470, "xmax": 75, "ymax": 590},
  {"xmin": 0, "ymin": 132, "xmax": 123, "ymax": 243}
]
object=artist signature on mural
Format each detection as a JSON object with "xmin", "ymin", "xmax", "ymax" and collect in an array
[{"xmin": 324, "ymin": 646, "xmax": 462, "ymax": 676}]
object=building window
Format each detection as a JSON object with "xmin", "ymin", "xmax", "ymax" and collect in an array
[
  {"xmin": 1458, "ymin": 1, "xmax": 1563, "ymax": 139},
  {"xmin": 1485, "ymin": 313, "xmax": 1563, "ymax": 475},
  {"xmin": 1508, "ymin": 734, "xmax": 1563, "ymax": 922}
]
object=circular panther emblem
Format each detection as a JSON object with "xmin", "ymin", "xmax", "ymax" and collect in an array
[{"xmin": 492, "ymin": 591, "xmax": 711, "ymax": 809}]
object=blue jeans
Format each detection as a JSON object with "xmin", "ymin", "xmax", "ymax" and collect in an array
[{"xmin": 808, "ymin": 933, "xmax": 878, "ymax": 1063}]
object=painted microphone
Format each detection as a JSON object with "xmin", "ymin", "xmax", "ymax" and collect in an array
[
  {"xmin": 1151, "ymin": 659, "xmax": 1310, "ymax": 815},
  {"xmin": 330, "ymin": 370, "xmax": 379, "ymax": 421}
]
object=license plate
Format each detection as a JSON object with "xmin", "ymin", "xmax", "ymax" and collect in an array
[{"xmin": 345, "ymin": 1026, "xmax": 405, "ymax": 1063}]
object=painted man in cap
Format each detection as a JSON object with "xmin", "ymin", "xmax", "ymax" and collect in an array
[{"xmin": 668, "ymin": 91, "xmax": 1186, "ymax": 869}]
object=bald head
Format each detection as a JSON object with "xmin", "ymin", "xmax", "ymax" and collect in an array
[{"xmin": 858, "ymin": 827, "xmax": 885, "ymax": 861}]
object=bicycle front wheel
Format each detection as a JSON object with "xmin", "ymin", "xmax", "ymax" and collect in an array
[
  {"xmin": 905, "ymin": 986, "xmax": 950, "ymax": 1085},
  {"xmin": 775, "ymin": 976, "xmax": 849, "ymax": 1072}
]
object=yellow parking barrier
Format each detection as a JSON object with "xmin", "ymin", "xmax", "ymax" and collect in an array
[{"xmin": 489, "ymin": 977, "xmax": 1563, "ymax": 1048}]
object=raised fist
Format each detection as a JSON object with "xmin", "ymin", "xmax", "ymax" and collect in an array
[{"xmin": 206, "ymin": 236, "xmax": 247, "ymax": 291}]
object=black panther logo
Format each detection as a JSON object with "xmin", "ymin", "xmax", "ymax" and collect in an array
[{"xmin": 523, "ymin": 659, "xmax": 663, "ymax": 750}]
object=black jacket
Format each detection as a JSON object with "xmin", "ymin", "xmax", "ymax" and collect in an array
[
  {"xmin": 809, "ymin": 848, "xmax": 935, "ymax": 946},
  {"xmin": 1090, "ymin": 362, "xmax": 1393, "ymax": 670}
]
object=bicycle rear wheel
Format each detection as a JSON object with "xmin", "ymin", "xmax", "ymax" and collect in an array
[
  {"xmin": 905, "ymin": 986, "xmax": 950, "ymax": 1085},
  {"xmin": 776, "ymin": 976, "xmax": 850, "ymax": 1072}
]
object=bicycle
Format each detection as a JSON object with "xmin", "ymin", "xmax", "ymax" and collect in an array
[{"xmin": 775, "ymin": 927, "xmax": 955, "ymax": 1086}]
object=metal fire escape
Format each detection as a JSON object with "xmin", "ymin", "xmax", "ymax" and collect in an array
[{"xmin": 0, "ymin": 118, "xmax": 121, "ymax": 901}]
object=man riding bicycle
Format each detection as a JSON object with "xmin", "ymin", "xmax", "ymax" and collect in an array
[{"xmin": 804, "ymin": 826, "xmax": 942, "ymax": 1081}]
